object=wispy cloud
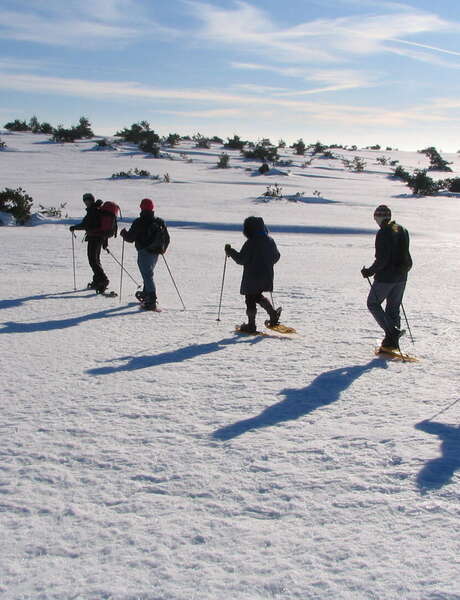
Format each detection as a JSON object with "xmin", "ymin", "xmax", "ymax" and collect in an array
[
  {"xmin": 0, "ymin": 0, "xmax": 176, "ymax": 47},
  {"xmin": 188, "ymin": 0, "xmax": 459, "ymax": 68},
  {"xmin": 1, "ymin": 69, "xmax": 459, "ymax": 128}
]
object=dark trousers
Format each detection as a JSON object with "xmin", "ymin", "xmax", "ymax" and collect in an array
[
  {"xmin": 245, "ymin": 293, "xmax": 275, "ymax": 322},
  {"xmin": 367, "ymin": 280, "xmax": 406, "ymax": 333},
  {"xmin": 87, "ymin": 237, "xmax": 108, "ymax": 284}
]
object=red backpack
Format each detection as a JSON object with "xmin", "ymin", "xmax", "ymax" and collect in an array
[{"xmin": 98, "ymin": 201, "xmax": 120, "ymax": 238}]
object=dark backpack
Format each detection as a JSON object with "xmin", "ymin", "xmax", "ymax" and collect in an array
[
  {"xmin": 98, "ymin": 201, "xmax": 120, "ymax": 238},
  {"xmin": 145, "ymin": 218, "xmax": 170, "ymax": 254}
]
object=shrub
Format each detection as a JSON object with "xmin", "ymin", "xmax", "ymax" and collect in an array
[
  {"xmin": 291, "ymin": 139, "xmax": 306, "ymax": 155},
  {"xmin": 258, "ymin": 162, "xmax": 270, "ymax": 174},
  {"xmin": 38, "ymin": 203, "xmax": 67, "ymax": 218},
  {"xmin": 342, "ymin": 156, "xmax": 366, "ymax": 172},
  {"xmin": 217, "ymin": 153, "xmax": 229, "ymax": 168},
  {"xmin": 225, "ymin": 135, "xmax": 246, "ymax": 150},
  {"xmin": 139, "ymin": 133, "xmax": 160, "ymax": 156},
  {"xmin": 40, "ymin": 122, "xmax": 53, "ymax": 134},
  {"xmin": 193, "ymin": 133, "xmax": 211, "ymax": 148},
  {"xmin": 407, "ymin": 170, "xmax": 440, "ymax": 195},
  {"xmin": 210, "ymin": 136, "xmax": 224, "ymax": 144},
  {"xmin": 392, "ymin": 165, "xmax": 411, "ymax": 182},
  {"xmin": 74, "ymin": 116, "xmax": 94, "ymax": 138},
  {"xmin": 29, "ymin": 116, "xmax": 41, "ymax": 133},
  {"xmin": 310, "ymin": 141, "xmax": 327, "ymax": 155},
  {"xmin": 111, "ymin": 168, "xmax": 157, "ymax": 179},
  {"xmin": 116, "ymin": 121, "xmax": 159, "ymax": 144},
  {"xmin": 0, "ymin": 138, "xmax": 6, "ymax": 149},
  {"xmin": 164, "ymin": 133, "xmax": 181, "ymax": 147},
  {"xmin": 243, "ymin": 143, "xmax": 278, "ymax": 163},
  {"xmin": 277, "ymin": 139, "xmax": 286, "ymax": 148},
  {"xmin": 0, "ymin": 187, "xmax": 33, "ymax": 223},
  {"xmin": 442, "ymin": 178, "xmax": 460, "ymax": 193},
  {"xmin": 419, "ymin": 146, "xmax": 452, "ymax": 171},
  {"xmin": 321, "ymin": 150, "xmax": 335, "ymax": 159},
  {"xmin": 263, "ymin": 183, "xmax": 283, "ymax": 198},
  {"xmin": 4, "ymin": 119, "xmax": 30, "ymax": 132},
  {"xmin": 52, "ymin": 126, "xmax": 77, "ymax": 143}
]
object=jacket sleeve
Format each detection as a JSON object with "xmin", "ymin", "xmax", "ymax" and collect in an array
[
  {"xmin": 228, "ymin": 241, "xmax": 250, "ymax": 265},
  {"xmin": 121, "ymin": 221, "xmax": 137, "ymax": 243},
  {"xmin": 72, "ymin": 215, "xmax": 88, "ymax": 231},
  {"xmin": 367, "ymin": 229, "xmax": 391, "ymax": 276}
]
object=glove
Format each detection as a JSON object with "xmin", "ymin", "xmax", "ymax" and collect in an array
[
  {"xmin": 69, "ymin": 225, "xmax": 75, "ymax": 232},
  {"xmin": 224, "ymin": 244, "xmax": 231, "ymax": 255},
  {"xmin": 120, "ymin": 228, "xmax": 127, "ymax": 239},
  {"xmin": 361, "ymin": 267, "xmax": 372, "ymax": 278}
]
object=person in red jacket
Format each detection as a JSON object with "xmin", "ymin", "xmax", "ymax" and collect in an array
[{"xmin": 361, "ymin": 204, "xmax": 412, "ymax": 349}]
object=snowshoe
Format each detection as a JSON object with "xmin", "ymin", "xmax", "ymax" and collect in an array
[{"xmin": 238, "ymin": 322, "xmax": 257, "ymax": 333}]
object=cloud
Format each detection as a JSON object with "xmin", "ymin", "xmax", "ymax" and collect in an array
[
  {"xmin": 188, "ymin": 0, "xmax": 459, "ymax": 67},
  {"xmin": 0, "ymin": 0, "xmax": 176, "ymax": 47},
  {"xmin": 1, "ymin": 69, "xmax": 459, "ymax": 128}
]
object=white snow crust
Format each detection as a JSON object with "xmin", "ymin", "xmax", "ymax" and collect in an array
[{"xmin": 0, "ymin": 133, "xmax": 459, "ymax": 600}]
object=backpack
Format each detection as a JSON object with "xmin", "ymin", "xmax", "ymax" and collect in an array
[
  {"xmin": 145, "ymin": 218, "xmax": 170, "ymax": 254},
  {"xmin": 98, "ymin": 201, "xmax": 120, "ymax": 238}
]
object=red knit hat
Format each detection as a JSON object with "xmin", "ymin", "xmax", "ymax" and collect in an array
[{"xmin": 140, "ymin": 198, "xmax": 154, "ymax": 211}]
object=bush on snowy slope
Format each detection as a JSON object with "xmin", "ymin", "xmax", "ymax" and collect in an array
[
  {"xmin": 0, "ymin": 138, "xmax": 6, "ymax": 149},
  {"xmin": 418, "ymin": 146, "xmax": 452, "ymax": 172},
  {"xmin": 0, "ymin": 187, "xmax": 34, "ymax": 224}
]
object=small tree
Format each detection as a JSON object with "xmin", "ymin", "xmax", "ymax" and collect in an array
[
  {"xmin": 392, "ymin": 165, "xmax": 411, "ymax": 182},
  {"xmin": 74, "ymin": 116, "xmax": 94, "ymax": 138},
  {"xmin": 164, "ymin": 133, "xmax": 181, "ymax": 147},
  {"xmin": 243, "ymin": 143, "xmax": 278, "ymax": 163},
  {"xmin": 225, "ymin": 135, "xmax": 246, "ymax": 150},
  {"xmin": 0, "ymin": 187, "xmax": 33, "ymax": 223},
  {"xmin": 28, "ymin": 116, "xmax": 41, "ymax": 133},
  {"xmin": 4, "ymin": 119, "xmax": 30, "ymax": 132},
  {"xmin": 193, "ymin": 133, "xmax": 211, "ymax": 148},
  {"xmin": 52, "ymin": 125, "xmax": 77, "ymax": 143},
  {"xmin": 217, "ymin": 153, "xmax": 229, "ymax": 168},
  {"xmin": 116, "ymin": 121, "xmax": 157, "ymax": 144},
  {"xmin": 407, "ymin": 170, "xmax": 440, "ymax": 195},
  {"xmin": 291, "ymin": 139, "xmax": 306, "ymax": 155},
  {"xmin": 139, "ymin": 133, "xmax": 160, "ymax": 156},
  {"xmin": 342, "ymin": 156, "xmax": 366, "ymax": 172},
  {"xmin": 419, "ymin": 146, "xmax": 452, "ymax": 172},
  {"xmin": 310, "ymin": 141, "xmax": 327, "ymax": 155}
]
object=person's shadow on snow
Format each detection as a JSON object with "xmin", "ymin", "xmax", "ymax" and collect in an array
[
  {"xmin": 87, "ymin": 335, "xmax": 265, "ymax": 375},
  {"xmin": 213, "ymin": 358, "xmax": 386, "ymax": 440},
  {"xmin": 415, "ymin": 420, "xmax": 460, "ymax": 492}
]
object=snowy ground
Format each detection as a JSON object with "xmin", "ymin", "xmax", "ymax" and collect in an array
[{"xmin": 1, "ymin": 133, "xmax": 459, "ymax": 600}]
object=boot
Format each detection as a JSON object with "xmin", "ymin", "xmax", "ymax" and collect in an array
[
  {"xmin": 95, "ymin": 279, "xmax": 109, "ymax": 294},
  {"xmin": 265, "ymin": 307, "xmax": 282, "ymax": 327},
  {"xmin": 135, "ymin": 290, "xmax": 146, "ymax": 302},
  {"xmin": 382, "ymin": 327, "xmax": 405, "ymax": 349},
  {"xmin": 240, "ymin": 308, "xmax": 257, "ymax": 332},
  {"xmin": 143, "ymin": 293, "xmax": 157, "ymax": 311}
]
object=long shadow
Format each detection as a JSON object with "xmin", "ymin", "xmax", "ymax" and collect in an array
[
  {"xmin": 1, "ymin": 303, "xmax": 133, "ymax": 334},
  {"xmin": 213, "ymin": 358, "xmax": 386, "ymax": 440},
  {"xmin": 415, "ymin": 420, "xmax": 460, "ymax": 491},
  {"xmin": 165, "ymin": 221, "xmax": 375, "ymax": 235},
  {"xmin": 0, "ymin": 289, "xmax": 87, "ymax": 311},
  {"xmin": 87, "ymin": 335, "xmax": 264, "ymax": 375}
]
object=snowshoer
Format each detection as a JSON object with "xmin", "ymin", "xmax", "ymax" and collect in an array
[
  {"xmin": 225, "ymin": 216, "xmax": 281, "ymax": 332},
  {"xmin": 69, "ymin": 193, "xmax": 110, "ymax": 293},
  {"xmin": 361, "ymin": 204, "xmax": 412, "ymax": 349},
  {"xmin": 120, "ymin": 198, "xmax": 170, "ymax": 311}
]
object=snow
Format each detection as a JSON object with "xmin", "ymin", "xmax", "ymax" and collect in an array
[{"xmin": 1, "ymin": 132, "xmax": 459, "ymax": 600}]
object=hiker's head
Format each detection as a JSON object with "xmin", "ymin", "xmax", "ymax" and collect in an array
[
  {"xmin": 82, "ymin": 192, "xmax": 95, "ymax": 206},
  {"xmin": 374, "ymin": 204, "xmax": 391, "ymax": 226},
  {"xmin": 140, "ymin": 198, "xmax": 154, "ymax": 212}
]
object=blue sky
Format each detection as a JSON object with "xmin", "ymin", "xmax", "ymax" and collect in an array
[{"xmin": 1, "ymin": 0, "xmax": 460, "ymax": 150}]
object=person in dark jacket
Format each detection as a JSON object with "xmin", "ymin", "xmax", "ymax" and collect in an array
[
  {"xmin": 361, "ymin": 204, "xmax": 412, "ymax": 349},
  {"xmin": 225, "ymin": 216, "xmax": 281, "ymax": 333},
  {"xmin": 120, "ymin": 198, "xmax": 170, "ymax": 311},
  {"xmin": 69, "ymin": 193, "xmax": 109, "ymax": 293}
]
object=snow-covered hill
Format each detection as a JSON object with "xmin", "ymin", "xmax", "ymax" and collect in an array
[{"xmin": 1, "ymin": 133, "xmax": 459, "ymax": 599}]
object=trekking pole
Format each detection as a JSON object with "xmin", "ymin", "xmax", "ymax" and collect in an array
[
  {"xmin": 119, "ymin": 239, "xmax": 125, "ymax": 302},
  {"xmin": 366, "ymin": 275, "xmax": 406, "ymax": 362},
  {"xmin": 71, "ymin": 231, "xmax": 77, "ymax": 291},
  {"xmin": 401, "ymin": 302, "xmax": 415, "ymax": 344},
  {"xmin": 105, "ymin": 247, "xmax": 140, "ymax": 287},
  {"xmin": 426, "ymin": 398, "xmax": 460, "ymax": 422},
  {"xmin": 161, "ymin": 254, "xmax": 186, "ymax": 310},
  {"xmin": 216, "ymin": 254, "xmax": 228, "ymax": 322}
]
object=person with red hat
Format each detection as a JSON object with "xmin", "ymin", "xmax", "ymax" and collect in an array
[
  {"xmin": 120, "ymin": 198, "xmax": 170, "ymax": 310},
  {"xmin": 361, "ymin": 204, "xmax": 412, "ymax": 349}
]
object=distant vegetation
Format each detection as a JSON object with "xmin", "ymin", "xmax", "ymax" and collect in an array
[{"xmin": 0, "ymin": 187, "xmax": 33, "ymax": 224}]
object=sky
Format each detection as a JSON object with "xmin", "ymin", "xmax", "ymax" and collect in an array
[{"xmin": 1, "ymin": 0, "xmax": 460, "ymax": 151}]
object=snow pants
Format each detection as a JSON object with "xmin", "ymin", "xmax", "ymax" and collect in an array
[
  {"xmin": 245, "ymin": 292, "xmax": 275, "ymax": 323},
  {"xmin": 137, "ymin": 249, "xmax": 159, "ymax": 296},
  {"xmin": 87, "ymin": 237, "xmax": 108, "ymax": 285},
  {"xmin": 367, "ymin": 280, "xmax": 406, "ymax": 333}
]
